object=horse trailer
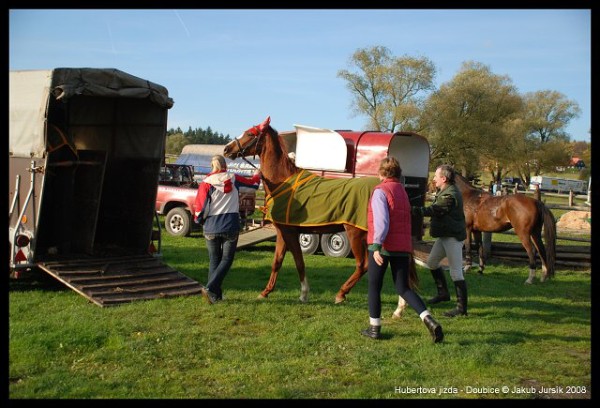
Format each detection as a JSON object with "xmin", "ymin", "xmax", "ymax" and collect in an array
[{"xmin": 9, "ymin": 68, "xmax": 203, "ymax": 306}]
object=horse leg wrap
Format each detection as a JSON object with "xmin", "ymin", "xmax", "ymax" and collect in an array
[
  {"xmin": 392, "ymin": 296, "xmax": 407, "ymax": 319},
  {"xmin": 299, "ymin": 278, "xmax": 309, "ymax": 303},
  {"xmin": 525, "ymin": 268, "xmax": 536, "ymax": 284},
  {"xmin": 540, "ymin": 264, "xmax": 548, "ymax": 282}
]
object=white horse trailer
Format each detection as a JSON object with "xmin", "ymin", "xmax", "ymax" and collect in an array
[{"xmin": 529, "ymin": 175, "xmax": 588, "ymax": 195}]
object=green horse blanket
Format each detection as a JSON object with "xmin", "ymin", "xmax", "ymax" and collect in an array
[{"xmin": 264, "ymin": 170, "xmax": 380, "ymax": 231}]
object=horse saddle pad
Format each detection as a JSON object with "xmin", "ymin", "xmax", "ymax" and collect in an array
[{"xmin": 264, "ymin": 170, "xmax": 380, "ymax": 231}]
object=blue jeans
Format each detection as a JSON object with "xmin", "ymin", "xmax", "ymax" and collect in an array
[{"xmin": 204, "ymin": 232, "xmax": 239, "ymax": 299}]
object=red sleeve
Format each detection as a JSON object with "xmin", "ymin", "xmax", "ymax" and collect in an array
[
  {"xmin": 235, "ymin": 173, "xmax": 261, "ymax": 186},
  {"xmin": 194, "ymin": 182, "xmax": 211, "ymax": 215}
]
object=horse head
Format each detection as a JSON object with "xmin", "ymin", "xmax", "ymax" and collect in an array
[{"xmin": 224, "ymin": 116, "xmax": 271, "ymax": 159}]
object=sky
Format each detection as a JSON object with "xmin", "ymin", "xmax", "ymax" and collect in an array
[{"xmin": 9, "ymin": 8, "xmax": 591, "ymax": 143}]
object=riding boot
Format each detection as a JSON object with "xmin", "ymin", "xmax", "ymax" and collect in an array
[
  {"xmin": 423, "ymin": 315, "xmax": 444, "ymax": 343},
  {"xmin": 444, "ymin": 280, "xmax": 468, "ymax": 317},
  {"xmin": 360, "ymin": 325, "xmax": 381, "ymax": 339},
  {"xmin": 428, "ymin": 268, "xmax": 450, "ymax": 304}
]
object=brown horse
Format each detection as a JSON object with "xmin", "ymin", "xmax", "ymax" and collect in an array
[
  {"xmin": 223, "ymin": 117, "xmax": 417, "ymax": 307},
  {"xmin": 454, "ymin": 174, "xmax": 556, "ymax": 283}
]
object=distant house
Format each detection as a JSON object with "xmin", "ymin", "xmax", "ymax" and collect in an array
[{"xmin": 569, "ymin": 157, "xmax": 586, "ymax": 169}]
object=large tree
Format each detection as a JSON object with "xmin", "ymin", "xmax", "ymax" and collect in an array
[
  {"xmin": 522, "ymin": 90, "xmax": 581, "ymax": 143},
  {"xmin": 419, "ymin": 61, "xmax": 522, "ymax": 180},
  {"xmin": 511, "ymin": 90, "xmax": 581, "ymax": 180},
  {"xmin": 337, "ymin": 46, "xmax": 436, "ymax": 132}
]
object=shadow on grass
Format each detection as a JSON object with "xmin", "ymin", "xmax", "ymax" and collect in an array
[{"xmin": 9, "ymin": 268, "xmax": 68, "ymax": 292}]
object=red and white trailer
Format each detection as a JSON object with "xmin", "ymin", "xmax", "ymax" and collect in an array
[{"xmin": 273, "ymin": 124, "xmax": 431, "ymax": 257}]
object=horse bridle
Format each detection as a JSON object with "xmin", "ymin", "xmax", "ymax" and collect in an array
[{"xmin": 233, "ymin": 126, "xmax": 265, "ymax": 174}]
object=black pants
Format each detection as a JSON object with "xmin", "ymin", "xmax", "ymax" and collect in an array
[{"xmin": 367, "ymin": 251, "xmax": 427, "ymax": 319}]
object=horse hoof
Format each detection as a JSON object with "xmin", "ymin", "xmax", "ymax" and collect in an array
[
  {"xmin": 334, "ymin": 296, "xmax": 346, "ymax": 304},
  {"xmin": 392, "ymin": 312, "xmax": 403, "ymax": 319},
  {"xmin": 524, "ymin": 279, "xmax": 533, "ymax": 285},
  {"xmin": 299, "ymin": 296, "xmax": 309, "ymax": 303},
  {"xmin": 256, "ymin": 294, "xmax": 267, "ymax": 300},
  {"xmin": 478, "ymin": 269, "xmax": 484, "ymax": 275}
]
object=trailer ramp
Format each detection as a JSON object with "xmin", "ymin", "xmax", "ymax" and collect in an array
[
  {"xmin": 237, "ymin": 223, "xmax": 277, "ymax": 250},
  {"xmin": 38, "ymin": 254, "xmax": 202, "ymax": 307}
]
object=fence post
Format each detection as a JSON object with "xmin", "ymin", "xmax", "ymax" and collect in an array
[
  {"xmin": 482, "ymin": 232, "xmax": 492, "ymax": 259},
  {"xmin": 569, "ymin": 190, "xmax": 574, "ymax": 206},
  {"xmin": 586, "ymin": 177, "xmax": 592, "ymax": 206}
]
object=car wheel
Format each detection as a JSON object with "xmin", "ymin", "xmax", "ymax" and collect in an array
[
  {"xmin": 299, "ymin": 233, "xmax": 320, "ymax": 255},
  {"xmin": 320, "ymin": 232, "xmax": 352, "ymax": 258},
  {"xmin": 165, "ymin": 207, "xmax": 192, "ymax": 237}
]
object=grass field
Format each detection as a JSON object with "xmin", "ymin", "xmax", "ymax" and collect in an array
[{"xmin": 8, "ymin": 217, "xmax": 591, "ymax": 400}]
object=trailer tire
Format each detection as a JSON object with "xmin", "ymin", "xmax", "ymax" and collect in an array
[
  {"xmin": 299, "ymin": 233, "xmax": 320, "ymax": 255},
  {"xmin": 165, "ymin": 207, "xmax": 192, "ymax": 237},
  {"xmin": 320, "ymin": 232, "xmax": 352, "ymax": 258}
]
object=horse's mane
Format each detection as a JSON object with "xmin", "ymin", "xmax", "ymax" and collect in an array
[
  {"xmin": 264, "ymin": 125, "xmax": 298, "ymax": 175},
  {"xmin": 454, "ymin": 173, "xmax": 483, "ymax": 192}
]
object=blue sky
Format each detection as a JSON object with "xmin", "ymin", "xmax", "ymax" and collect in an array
[{"xmin": 9, "ymin": 9, "xmax": 591, "ymax": 142}]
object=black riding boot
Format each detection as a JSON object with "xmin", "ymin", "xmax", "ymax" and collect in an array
[
  {"xmin": 360, "ymin": 325, "xmax": 381, "ymax": 339},
  {"xmin": 423, "ymin": 315, "xmax": 444, "ymax": 343},
  {"xmin": 428, "ymin": 268, "xmax": 450, "ymax": 304},
  {"xmin": 444, "ymin": 280, "xmax": 468, "ymax": 317}
]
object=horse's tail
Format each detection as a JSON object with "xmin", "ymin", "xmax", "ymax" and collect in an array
[
  {"xmin": 539, "ymin": 201, "xmax": 557, "ymax": 278},
  {"xmin": 408, "ymin": 252, "xmax": 420, "ymax": 290}
]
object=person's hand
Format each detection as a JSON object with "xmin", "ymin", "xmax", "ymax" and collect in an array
[{"xmin": 373, "ymin": 250, "xmax": 384, "ymax": 266}]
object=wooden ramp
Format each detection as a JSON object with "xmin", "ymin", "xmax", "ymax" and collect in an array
[
  {"xmin": 38, "ymin": 254, "xmax": 203, "ymax": 307},
  {"xmin": 237, "ymin": 224, "xmax": 277, "ymax": 250}
]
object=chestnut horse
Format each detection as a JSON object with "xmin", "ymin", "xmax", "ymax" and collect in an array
[
  {"xmin": 224, "ymin": 117, "xmax": 416, "ymax": 309},
  {"xmin": 455, "ymin": 174, "xmax": 556, "ymax": 283}
]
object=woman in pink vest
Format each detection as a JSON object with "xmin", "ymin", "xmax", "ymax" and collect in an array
[{"xmin": 362, "ymin": 157, "xmax": 443, "ymax": 343}]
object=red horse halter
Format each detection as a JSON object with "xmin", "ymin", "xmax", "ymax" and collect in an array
[{"xmin": 233, "ymin": 116, "xmax": 271, "ymax": 173}]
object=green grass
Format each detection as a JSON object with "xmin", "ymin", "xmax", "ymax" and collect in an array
[{"xmin": 9, "ymin": 226, "xmax": 591, "ymax": 399}]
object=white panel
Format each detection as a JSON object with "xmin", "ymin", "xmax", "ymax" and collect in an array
[
  {"xmin": 9, "ymin": 70, "xmax": 53, "ymax": 158},
  {"xmin": 293, "ymin": 124, "xmax": 347, "ymax": 171},
  {"xmin": 388, "ymin": 135, "xmax": 430, "ymax": 178}
]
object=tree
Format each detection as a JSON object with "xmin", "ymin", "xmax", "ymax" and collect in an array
[
  {"xmin": 572, "ymin": 140, "xmax": 589, "ymax": 158},
  {"xmin": 505, "ymin": 91, "xmax": 580, "ymax": 181},
  {"xmin": 337, "ymin": 46, "xmax": 436, "ymax": 132},
  {"xmin": 165, "ymin": 133, "xmax": 189, "ymax": 156},
  {"xmin": 522, "ymin": 90, "xmax": 581, "ymax": 143},
  {"xmin": 419, "ymin": 61, "xmax": 522, "ymax": 179},
  {"xmin": 578, "ymin": 139, "xmax": 592, "ymax": 181},
  {"xmin": 165, "ymin": 125, "xmax": 232, "ymax": 156}
]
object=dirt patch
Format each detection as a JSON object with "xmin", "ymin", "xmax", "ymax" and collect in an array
[{"xmin": 556, "ymin": 210, "xmax": 591, "ymax": 232}]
